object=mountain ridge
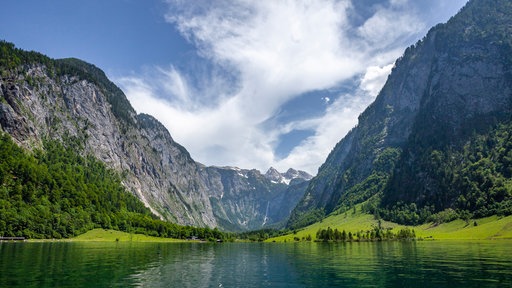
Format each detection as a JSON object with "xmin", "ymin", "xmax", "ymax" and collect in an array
[
  {"xmin": 264, "ymin": 167, "xmax": 312, "ymax": 185},
  {"xmin": 0, "ymin": 41, "xmax": 309, "ymax": 231},
  {"xmin": 288, "ymin": 0, "xmax": 512, "ymax": 228}
]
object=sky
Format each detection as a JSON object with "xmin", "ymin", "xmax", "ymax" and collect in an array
[{"xmin": 0, "ymin": 0, "xmax": 468, "ymax": 175}]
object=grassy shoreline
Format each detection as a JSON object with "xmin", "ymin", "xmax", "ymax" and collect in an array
[
  {"xmin": 22, "ymin": 210, "xmax": 512, "ymax": 243},
  {"xmin": 26, "ymin": 229, "xmax": 190, "ymax": 243},
  {"xmin": 266, "ymin": 205, "xmax": 512, "ymax": 242}
]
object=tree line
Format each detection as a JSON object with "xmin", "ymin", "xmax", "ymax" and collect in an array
[
  {"xmin": 0, "ymin": 133, "xmax": 227, "ymax": 240},
  {"xmin": 315, "ymin": 225, "xmax": 416, "ymax": 242}
]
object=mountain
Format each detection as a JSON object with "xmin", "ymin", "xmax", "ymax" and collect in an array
[
  {"xmin": 203, "ymin": 166, "xmax": 311, "ymax": 231},
  {"xmin": 0, "ymin": 42, "xmax": 310, "ymax": 231},
  {"xmin": 288, "ymin": 0, "xmax": 512, "ymax": 228},
  {"xmin": 265, "ymin": 167, "xmax": 313, "ymax": 185}
]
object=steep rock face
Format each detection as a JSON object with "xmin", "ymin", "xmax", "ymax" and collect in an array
[
  {"xmin": 381, "ymin": 0, "xmax": 512, "ymax": 216},
  {"xmin": 289, "ymin": 20, "xmax": 438, "ymax": 225},
  {"xmin": 133, "ymin": 114, "xmax": 216, "ymax": 225},
  {"xmin": 0, "ymin": 61, "xmax": 217, "ymax": 227},
  {"xmin": 201, "ymin": 166, "xmax": 311, "ymax": 231},
  {"xmin": 0, "ymin": 47, "xmax": 311, "ymax": 231},
  {"xmin": 289, "ymin": 0, "xmax": 512, "ymax": 228}
]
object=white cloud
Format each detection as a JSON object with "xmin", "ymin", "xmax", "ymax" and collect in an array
[
  {"xmin": 158, "ymin": 66, "xmax": 190, "ymax": 105},
  {"xmin": 167, "ymin": 0, "xmax": 362, "ymax": 119},
  {"xmin": 360, "ymin": 64, "xmax": 394, "ymax": 97},
  {"xmin": 273, "ymin": 90, "xmax": 375, "ymax": 174},
  {"xmin": 357, "ymin": 6, "xmax": 425, "ymax": 50},
  {"xmin": 119, "ymin": 71, "xmax": 277, "ymax": 170},
  {"xmin": 117, "ymin": 0, "xmax": 447, "ymax": 175}
]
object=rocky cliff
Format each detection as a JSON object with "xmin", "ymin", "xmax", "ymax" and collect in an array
[
  {"xmin": 288, "ymin": 0, "xmax": 512, "ymax": 228},
  {"xmin": 202, "ymin": 166, "xmax": 311, "ymax": 231},
  {"xmin": 0, "ymin": 46, "xmax": 310, "ymax": 231}
]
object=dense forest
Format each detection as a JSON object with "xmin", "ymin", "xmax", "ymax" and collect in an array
[
  {"xmin": 379, "ymin": 122, "xmax": 512, "ymax": 225},
  {"xmin": 0, "ymin": 133, "xmax": 225, "ymax": 240}
]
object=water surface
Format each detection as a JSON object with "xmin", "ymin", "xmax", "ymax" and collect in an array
[{"xmin": 1, "ymin": 240, "xmax": 511, "ymax": 287}]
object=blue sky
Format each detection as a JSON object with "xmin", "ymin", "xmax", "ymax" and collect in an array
[{"xmin": 1, "ymin": 0, "xmax": 468, "ymax": 174}]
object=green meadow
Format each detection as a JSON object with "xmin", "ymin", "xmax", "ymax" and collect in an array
[
  {"xmin": 27, "ymin": 208, "xmax": 512, "ymax": 243},
  {"xmin": 267, "ymin": 204, "xmax": 512, "ymax": 242},
  {"xmin": 37, "ymin": 229, "xmax": 189, "ymax": 243}
]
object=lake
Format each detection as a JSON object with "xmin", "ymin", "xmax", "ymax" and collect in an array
[{"xmin": 1, "ymin": 240, "xmax": 511, "ymax": 287}]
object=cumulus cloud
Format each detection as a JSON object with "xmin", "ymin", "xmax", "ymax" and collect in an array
[
  {"xmin": 360, "ymin": 64, "xmax": 394, "ymax": 97},
  {"xmin": 117, "ymin": 0, "xmax": 458, "ymax": 175}
]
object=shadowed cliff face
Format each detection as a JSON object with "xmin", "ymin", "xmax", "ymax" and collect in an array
[
  {"xmin": 0, "ymin": 51, "xmax": 311, "ymax": 231},
  {"xmin": 288, "ymin": 0, "xmax": 512, "ymax": 228}
]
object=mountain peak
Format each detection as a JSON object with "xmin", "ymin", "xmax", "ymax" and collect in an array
[
  {"xmin": 285, "ymin": 168, "xmax": 312, "ymax": 181},
  {"xmin": 265, "ymin": 167, "xmax": 312, "ymax": 185}
]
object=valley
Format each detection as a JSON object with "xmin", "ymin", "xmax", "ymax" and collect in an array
[
  {"xmin": 2, "ymin": 0, "xmax": 512, "ymax": 286},
  {"xmin": 1, "ymin": 0, "xmax": 511, "ymax": 242}
]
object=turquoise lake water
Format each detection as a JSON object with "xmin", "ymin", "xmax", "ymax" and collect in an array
[{"xmin": 1, "ymin": 240, "xmax": 511, "ymax": 287}]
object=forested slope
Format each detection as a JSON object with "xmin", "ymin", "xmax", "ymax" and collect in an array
[
  {"xmin": 0, "ymin": 133, "xmax": 224, "ymax": 239},
  {"xmin": 289, "ymin": 0, "xmax": 512, "ymax": 228}
]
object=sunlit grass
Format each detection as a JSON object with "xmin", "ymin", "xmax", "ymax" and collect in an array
[
  {"xmin": 70, "ymin": 229, "xmax": 187, "ymax": 242},
  {"xmin": 267, "ymin": 204, "xmax": 512, "ymax": 242},
  {"xmin": 417, "ymin": 215, "xmax": 512, "ymax": 240}
]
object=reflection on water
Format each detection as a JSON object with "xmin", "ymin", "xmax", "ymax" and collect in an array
[
  {"xmin": 129, "ymin": 243, "xmax": 217, "ymax": 288},
  {"xmin": 130, "ymin": 243, "xmax": 302, "ymax": 288},
  {"xmin": 290, "ymin": 241, "xmax": 512, "ymax": 287},
  {"xmin": 1, "ymin": 240, "xmax": 511, "ymax": 287}
]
